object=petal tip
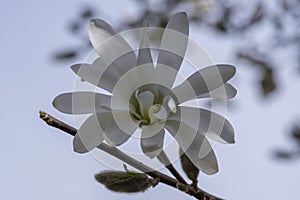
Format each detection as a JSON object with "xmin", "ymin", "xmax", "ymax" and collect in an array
[
  {"xmin": 225, "ymin": 64, "xmax": 236, "ymax": 76},
  {"xmin": 231, "ymin": 86, "xmax": 238, "ymax": 98},
  {"xmin": 204, "ymin": 167, "xmax": 219, "ymax": 175},
  {"xmin": 216, "ymin": 64, "xmax": 236, "ymax": 82},
  {"xmin": 200, "ymin": 160, "xmax": 219, "ymax": 175},
  {"xmin": 231, "ymin": 138, "xmax": 236, "ymax": 144},
  {"xmin": 89, "ymin": 18, "xmax": 99, "ymax": 26},
  {"xmin": 231, "ymin": 65, "xmax": 236, "ymax": 76},
  {"xmin": 73, "ymin": 135, "xmax": 89, "ymax": 154},
  {"xmin": 52, "ymin": 97, "xmax": 58, "ymax": 109},
  {"xmin": 70, "ymin": 64, "xmax": 80, "ymax": 73},
  {"xmin": 226, "ymin": 139, "xmax": 235, "ymax": 144},
  {"xmin": 175, "ymin": 12, "xmax": 187, "ymax": 18},
  {"xmin": 52, "ymin": 95, "xmax": 64, "ymax": 112}
]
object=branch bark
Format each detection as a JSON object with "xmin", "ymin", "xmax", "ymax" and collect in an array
[
  {"xmin": 39, "ymin": 110, "xmax": 223, "ymax": 200},
  {"xmin": 158, "ymin": 150, "xmax": 188, "ymax": 184}
]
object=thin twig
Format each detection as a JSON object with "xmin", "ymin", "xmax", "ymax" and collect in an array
[
  {"xmin": 39, "ymin": 110, "xmax": 224, "ymax": 200},
  {"xmin": 158, "ymin": 150, "xmax": 188, "ymax": 184}
]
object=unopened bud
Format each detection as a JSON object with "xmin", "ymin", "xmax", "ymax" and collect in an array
[
  {"xmin": 95, "ymin": 171, "xmax": 154, "ymax": 193},
  {"xmin": 180, "ymin": 150, "xmax": 199, "ymax": 183}
]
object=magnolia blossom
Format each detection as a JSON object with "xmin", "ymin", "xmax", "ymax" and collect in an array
[{"xmin": 53, "ymin": 12, "xmax": 236, "ymax": 175}]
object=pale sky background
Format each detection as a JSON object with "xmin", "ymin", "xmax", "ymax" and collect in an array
[{"xmin": 1, "ymin": 0, "xmax": 300, "ymax": 200}]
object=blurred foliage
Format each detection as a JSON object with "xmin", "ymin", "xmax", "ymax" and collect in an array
[
  {"xmin": 273, "ymin": 125, "xmax": 300, "ymax": 161},
  {"xmin": 53, "ymin": 0, "xmax": 300, "ymax": 161},
  {"xmin": 53, "ymin": 6, "xmax": 95, "ymax": 61},
  {"xmin": 53, "ymin": 0, "xmax": 300, "ymax": 98}
]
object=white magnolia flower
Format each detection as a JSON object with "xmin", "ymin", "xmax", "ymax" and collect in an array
[{"xmin": 53, "ymin": 12, "xmax": 236, "ymax": 175}]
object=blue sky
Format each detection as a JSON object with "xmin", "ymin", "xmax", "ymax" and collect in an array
[{"xmin": 1, "ymin": 0, "xmax": 300, "ymax": 199}]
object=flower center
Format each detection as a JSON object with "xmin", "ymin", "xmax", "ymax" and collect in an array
[
  {"xmin": 151, "ymin": 104, "xmax": 161, "ymax": 113},
  {"xmin": 129, "ymin": 87, "xmax": 177, "ymax": 127},
  {"xmin": 148, "ymin": 104, "xmax": 167, "ymax": 125}
]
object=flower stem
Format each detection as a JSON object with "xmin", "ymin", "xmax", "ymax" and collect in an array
[
  {"xmin": 39, "ymin": 110, "xmax": 224, "ymax": 200},
  {"xmin": 158, "ymin": 150, "xmax": 188, "ymax": 184}
]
